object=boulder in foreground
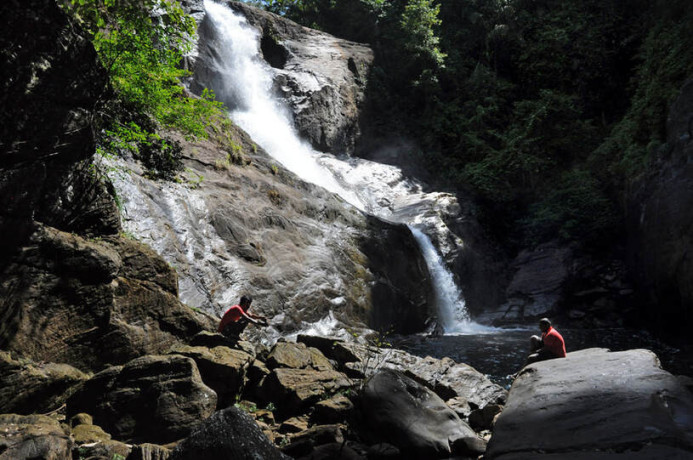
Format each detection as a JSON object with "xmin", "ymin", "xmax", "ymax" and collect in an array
[{"xmin": 486, "ymin": 348, "xmax": 693, "ymax": 459}]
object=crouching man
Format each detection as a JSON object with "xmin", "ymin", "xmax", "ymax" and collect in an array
[{"xmin": 526, "ymin": 318, "xmax": 566, "ymax": 365}]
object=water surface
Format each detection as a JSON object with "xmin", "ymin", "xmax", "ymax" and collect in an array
[{"xmin": 395, "ymin": 327, "xmax": 692, "ymax": 389}]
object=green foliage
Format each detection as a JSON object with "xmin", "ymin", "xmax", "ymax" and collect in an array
[
  {"xmin": 241, "ymin": 0, "xmax": 691, "ymax": 251},
  {"xmin": 63, "ymin": 0, "xmax": 228, "ymax": 179},
  {"xmin": 521, "ymin": 169, "xmax": 619, "ymax": 245},
  {"xmin": 592, "ymin": 0, "xmax": 693, "ymax": 182}
]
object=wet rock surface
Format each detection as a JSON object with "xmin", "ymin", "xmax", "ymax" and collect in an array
[
  {"xmin": 110, "ymin": 123, "xmax": 434, "ymax": 337},
  {"xmin": 486, "ymin": 348, "xmax": 693, "ymax": 459}
]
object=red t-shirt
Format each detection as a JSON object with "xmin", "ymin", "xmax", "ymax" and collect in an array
[
  {"xmin": 218, "ymin": 305, "xmax": 245, "ymax": 332},
  {"xmin": 542, "ymin": 326, "xmax": 567, "ymax": 358}
]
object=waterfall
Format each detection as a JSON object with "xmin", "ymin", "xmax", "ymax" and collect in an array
[{"xmin": 199, "ymin": 0, "xmax": 486, "ymax": 334}]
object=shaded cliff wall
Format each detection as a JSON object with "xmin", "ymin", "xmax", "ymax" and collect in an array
[
  {"xmin": 0, "ymin": 0, "xmax": 214, "ymax": 372},
  {"xmin": 627, "ymin": 78, "xmax": 693, "ymax": 337}
]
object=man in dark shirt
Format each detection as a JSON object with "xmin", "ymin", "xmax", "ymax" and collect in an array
[{"xmin": 526, "ymin": 318, "xmax": 566, "ymax": 365}]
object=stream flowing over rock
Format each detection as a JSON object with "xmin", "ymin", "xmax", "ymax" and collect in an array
[
  {"xmin": 193, "ymin": 1, "xmax": 373, "ymax": 155},
  {"xmin": 486, "ymin": 348, "xmax": 693, "ymax": 459}
]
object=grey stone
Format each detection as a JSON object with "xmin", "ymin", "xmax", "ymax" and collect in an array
[
  {"xmin": 485, "ymin": 348, "xmax": 693, "ymax": 459},
  {"xmin": 358, "ymin": 369, "xmax": 486, "ymax": 459}
]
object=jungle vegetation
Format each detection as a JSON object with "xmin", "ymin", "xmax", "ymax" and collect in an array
[{"xmin": 251, "ymin": 0, "xmax": 693, "ymax": 252}]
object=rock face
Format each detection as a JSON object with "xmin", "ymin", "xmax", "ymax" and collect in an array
[
  {"xmin": 169, "ymin": 407, "xmax": 291, "ymax": 460},
  {"xmin": 0, "ymin": 225, "xmax": 215, "ymax": 372},
  {"xmin": 358, "ymin": 369, "xmax": 486, "ymax": 459},
  {"xmin": 627, "ymin": 77, "xmax": 693, "ymax": 338},
  {"xmin": 66, "ymin": 355, "xmax": 217, "ymax": 443},
  {"xmin": 0, "ymin": 0, "xmax": 116, "ymax": 256},
  {"xmin": 109, "ymin": 120, "xmax": 434, "ymax": 337},
  {"xmin": 0, "ymin": 414, "xmax": 72, "ymax": 460},
  {"xmin": 194, "ymin": 1, "xmax": 373, "ymax": 155},
  {"xmin": 486, "ymin": 348, "xmax": 693, "ymax": 459},
  {"xmin": 0, "ymin": 351, "xmax": 88, "ymax": 415}
]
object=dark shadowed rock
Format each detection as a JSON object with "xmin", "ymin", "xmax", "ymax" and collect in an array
[
  {"xmin": 627, "ymin": 78, "xmax": 693, "ymax": 337},
  {"xmin": 311, "ymin": 394, "xmax": 354, "ymax": 425},
  {"xmin": 0, "ymin": 414, "xmax": 72, "ymax": 460},
  {"xmin": 358, "ymin": 369, "xmax": 486, "ymax": 459},
  {"xmin": 0, "ymin": 350, "xmax": 88, "ymax": 415},
  {"xmin": 486, "ymin": 348, "xmax": 693, "ymax": 459},
  {"xmin": 66, "ymin": 355, "xmax": 217, "ymax": 443},
  {"xmin": 477, "ymin": 242, "xmax": 572, "ymax": 324},
  {"xmin": 169, "ymin": 406, "xmax": 290, "ymax": 460},
  {"xmin": 0, "ymin": 225, "xmax": 215, "ymax": 372},
  {"xmin": 282, "ymin": 425, "xmax": 346, "ymax": 459}
]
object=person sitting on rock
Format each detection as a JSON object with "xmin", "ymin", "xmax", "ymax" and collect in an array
[
  {"xmin": 526, "ymin": 318, "xmax": 566, "ymax": 365},
  {"xmin": 218, "ymin": 295, "xmax": 268, "ymax": 341}
]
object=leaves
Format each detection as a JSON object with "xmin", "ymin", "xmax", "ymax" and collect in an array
[{"xmin": 63, "ymin": 0, "xmax": 228, "ymax": 179}]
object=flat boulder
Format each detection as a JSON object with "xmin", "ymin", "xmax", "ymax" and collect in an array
[
  {"xmin": 266, "ymin": 341, "xmax": 333, "ymax": 371},
  {"xmin": 169, "ymin": 406, "xmax": 290, "ymax": 460},
  {"xmin": 66, "ymin": 355, "xmax": 217, "ymax": 443},
  {"xmin": 486, "ymin": 348, "xmax": 693, "ymax": 459},
  {"xmin": 259, "ymin": 368, "xmax": 352, "ymax": 417},
  {"xmin": 358, "ymin": 369, "xmax": 486, "ymax": 459}
]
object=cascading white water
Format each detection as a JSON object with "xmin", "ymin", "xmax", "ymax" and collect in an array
[
  {"xmin": 202, "ymin": 1, "xmax": 364, "ymax": 209},
  {"xmin": 201, "ymin": 0, "xmax": 489, "ymax": 334}
]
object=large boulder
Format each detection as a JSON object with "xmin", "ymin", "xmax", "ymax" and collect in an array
[
  {"xmin": 0, "ymin": 414, "xmax": 72, "ymax": 460},
  {"xmin": 169, "ymin": 345, "xmax": 255, "ymax": 408},
  {"xmin": 627, "ymin": 77, "xmax": 693, "ymax": 338},
  {"xmin": 0, "ymin": 351, "xmax": 88, "ymax": 415},
  {"xmin": 66, "ymin": 355, "xmax": 217, "ymax": 443},
  {"xmin": 485, "ymin": 348, "xmax": 693, "ymax": 459},
  {"xmin": 169, "ymin": 406, "xmax": 291, "ymax": 460},
  {"xmin": 258, "ymin": 368, "xmax": 352, "ymax": 418},
  {"xmin": 357, "ymin": 369, "xmax": 486, "ymax": 459}
]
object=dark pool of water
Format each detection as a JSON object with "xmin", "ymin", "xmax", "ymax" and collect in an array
[{"xmin": 393, "ymin": 327, "xmax": 693, "ymax": 389}]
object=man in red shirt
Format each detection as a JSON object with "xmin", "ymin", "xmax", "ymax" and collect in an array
[
  {"xmin": 218, "ymin": 295, "xmax": 268, "ymax": 341},
  {"xmin": 526, "ymin": 318, "xmax": 566, "ymax": 365}
]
